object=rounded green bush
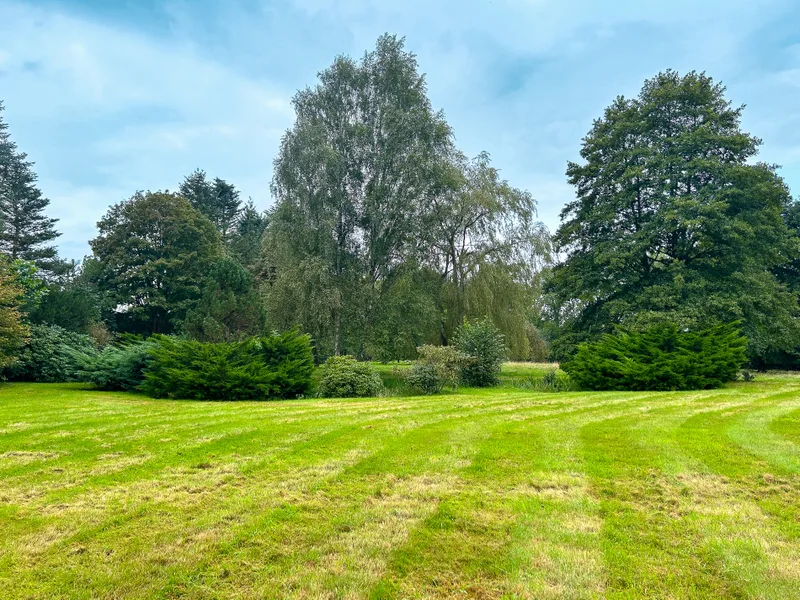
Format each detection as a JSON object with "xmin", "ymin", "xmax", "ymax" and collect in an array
[
  {"xmin": 317, "ymin": 356, "xmax": 384, "ymax": 398},
  {"xmin": 407, "ymin": 363, "xmax": 443, "ymax": 395},
  {"xmin": 455, "ymin": 319, "xmax": 507, "ymax": 387}
]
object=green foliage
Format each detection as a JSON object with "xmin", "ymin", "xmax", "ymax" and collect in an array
[
  {"xmin": 531, "ymin": 369, "xmax": 574, "ymax": 392},
  {"xmin": 562, "ymin": 322, "xmax": 747, "ymax": 391},
  {"xmin": 415, "ymin": 344, "xmax": 465, "ymax": 391},
  {"xmin": 526, "ymin": 323, "xmax": 549, "ymax": 362},
  {"xmin": 28, "ymin": 261, "xmax": 102, "ymax": 334},
  {"xmin": 550, "ymin": 71, "xmax": 799, "ymax": 363},
  {"xmin": 179, "ymin": 170, "xmax": 243, "ymax": 239},
  {"xmin": 423, "ymin": 156, "xmax": 551, "ymax": 355},
  {"xmin": 229, "ymin": 201, "xmax": 268, "ymax": 269},
  {"xmin": 79, "ymin": 340, "xmax": 156, "ymax": 392},
  {"xmin": 89, "ymin": 191, "xmax": 223, "ymax": 335},
  {"xmin": 367, "ymin": 266, "xmax": 441, "ymax": 361},
  {"xmin": 264, "ymin": 36, "xmax": 550, "ymax": 362},
  {"xmin": 0, "ymin": 258, "xmax": 28, "ymax": 368},
  {"xmin": 0, "ymin": 102, "xmax": 60, "ymax": 272},
  {"xmin": 141, "ymin": 330, "xmax": 314, "ymax": 401},
  {"xmin": 317, "ymin": 356, "xmax": 384, "ymax": 398},
  {"xmin": 5, "ymin": 324, "xmax": 96, "ymax": 383},
  {"xmin": 266, "ymin": 35, "xmax": 453, "ymax": 359},
  {"xmin": 30, "ymin": 283, "xmax": 100, "ymax": 334},
  {"xmin": 183, "ymin": 257, "xmax": 265, "ymax": 342},
  {"xmin": 455, "ymin": 319, "xmax": 507, "ymax": 387},
  {"xmin": 9, "ymin": 259, "xmax": 47, "ymax": 315},
  {"xmin": 406, "ymin": 363, "xmax": 442, "ymax": 395}
]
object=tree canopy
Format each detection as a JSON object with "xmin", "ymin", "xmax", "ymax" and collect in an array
[
  {"xmin": 88, "ymin": 191, "xmax": 223, "ymax": 335},
  {"xmin": 265, "ymin": 35, "xmax": 549, "ymax": 360},
  {"xmin": 549, "ymin": 70, "xmax": 799, "ymax": 362}
]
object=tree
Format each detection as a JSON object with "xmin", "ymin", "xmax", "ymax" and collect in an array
[
  {"xmin": 0, "ymin": 102, "xmax": 60, "ymax": 271},
  {"xmin": 89, "ymin": 191, "xmax": 223, "ymax": 335},
  {"xmin": 9, "ymin": 259, "xmax": 48, "ymax": 316},
  {"xmin": 230, "ymin": 200, "xmax": 268, "ymax": 269},
  {"xmin": 0, "ymin": 258, "xmax": 28, "ymax": 368},
  {"xmin": 454, "ymin": 319, "xmax": 507, "ymax": 387},
  {"xmin": 28, "ymin": 261, "xmax": 102, "ymax": 334},
  {"xmin": 179, "ymin": 170, "xmax": 242, "ymax": 239},
  {"xmin": 183, "ymin": 257, "xmax": 266, "ymax": 342},
  {"xmin": 265, "ymin": 34, "xmax": 453, "ymax": 358},
  {"xmin": 776, "ymin": 199, "xmax": 800, "ymax": 294},
  {"xmin": 550, "ymin": 71, "xmax": 799, "ymax": 362},
  {"xmin": 421, "ymin": 151, "xmax": 551, "ymax": 356}
]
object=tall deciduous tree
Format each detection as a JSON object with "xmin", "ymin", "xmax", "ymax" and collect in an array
[
  {"xmin": 422, "ymin": 151, "xmax": 551, "ymax": 355},
  {"xmin": 550, "ymin": 71, "xmax": 799, "ymax": 361},
  {"xmin": 266, "ymin": 34, "xmax": 453, "ymax": 357},
  {"xmin": 0, "ymin": 102, "xmax": 60, "ymax": 271},
  {"xmin": 89, "ymin": 191, "xmax": 223, "ymax": 335}
]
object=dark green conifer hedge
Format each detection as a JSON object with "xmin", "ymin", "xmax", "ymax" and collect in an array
[
  {"xmin": 140, "ymin": 330, "xmax": 314, "ymax": 400},
  {"xmin": 562, "ymin": 322, "xmax": 747, "ymax": 391}
]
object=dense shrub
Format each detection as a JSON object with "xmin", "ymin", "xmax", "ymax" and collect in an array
[
  {"xmin": 140, "ymin": 330, "xmax": 314, "ymax": 400},
  {"xmin": 455, "ymin": 319, "xmax": 507, "ymax": 387},
  {"xmin": 5, "ymin": 324, "xmax": 97, "ymax": 383},
  {"xmin": 562, "ymin": 322, "xmax": 747, "ymax": 391},
  {"xmin": 407, "ymin": 363, "xmax": 443, "ymax": 395},
  {"xmin": 317, "ymin": 356, "xmax": 384, "ymax": 398},
  {"xmin": 407, "ymin": 345, "xmax": 466, "ymax": 394},
  {"xmin": 79, "ymin": 340, "xmax": 156, "ymax": 391}
]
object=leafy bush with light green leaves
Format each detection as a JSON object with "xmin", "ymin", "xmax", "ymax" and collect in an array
[
  {"xmin": 317, "ymin": 356, "xmax": 384, "ymax": 398},
  {"xmin": 562, "ymin": 322, "xmax": 747, "ymax": 391},
  {"xmin": 454, "ymin": 319, "xmax": 507, "ymax": 387},
  {"xmin": 407, "ymin": 344, "xmax": 466, "ymax": 394},
  {"xmin": 140, "ymin": 330, "xmax": 314, "ymax": 400},
  {"xmin": 5, "ymin": 324, "xmax": 97, "ymax": 383}
]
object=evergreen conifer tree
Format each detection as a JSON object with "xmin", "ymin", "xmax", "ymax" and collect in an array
[{"xmin": 0, "ymin": 102, "xmax": 60, "ymax": 271}]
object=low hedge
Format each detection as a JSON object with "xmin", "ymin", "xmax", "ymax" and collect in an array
[
  {"xmin": 562, "ymin": 322, "xmax": 747, "ymax": 391},
  {"xmin": 140, "ymin": 330, "xmax": 314, "ymax": 400},
  {"xmin": 5, "ymin": 324, "xmax": 97, "ymax": 383},
  {"xmin": 79, "ymin": 340, "xmax": 157, "ymax": 392}
]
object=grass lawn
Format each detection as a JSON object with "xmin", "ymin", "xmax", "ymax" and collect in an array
[{"xmin": 1, "ymin": 368, "xmax": 800, "ymax": 599}]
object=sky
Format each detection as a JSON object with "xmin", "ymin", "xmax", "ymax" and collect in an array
[{"xmin": 0, "ymin": 0, "xmax": 799, "ymax": 260}]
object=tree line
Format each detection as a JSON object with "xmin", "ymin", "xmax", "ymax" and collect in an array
[{"xmin": 0, "ymin": 34, "xmax": 798, "ymax": 370}]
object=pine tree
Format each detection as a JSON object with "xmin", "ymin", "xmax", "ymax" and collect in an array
[
  {"xmin": 212, "ymin": 177, "xmax": 242, "ymax": 239},
  {"xmin": 179, "ymin": 169, "xmax": 217, "ymax": 222},
  {"xmin": 229, "ymin": 200, "xmax": 268, "ymax": 268},
  {"xmin": 0, "ymin": 102, "xmax": 60, "ymax": 271},
  {"xmin": 179, "ymin": 170, "xmax": 242, "ymax": 239}
]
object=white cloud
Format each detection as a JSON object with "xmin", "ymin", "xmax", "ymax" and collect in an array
[
  {"xmin": 1, "ymin": 0, "xmax": 799, "ymax": 262},
  {"xmin": 0, "ymin": 1, "xmax": 293, "ymax": 259}
]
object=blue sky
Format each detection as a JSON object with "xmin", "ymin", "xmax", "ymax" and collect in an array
[{"xmin": 1, "ymin": 0, "xmax": 799, "ymax": 260}]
